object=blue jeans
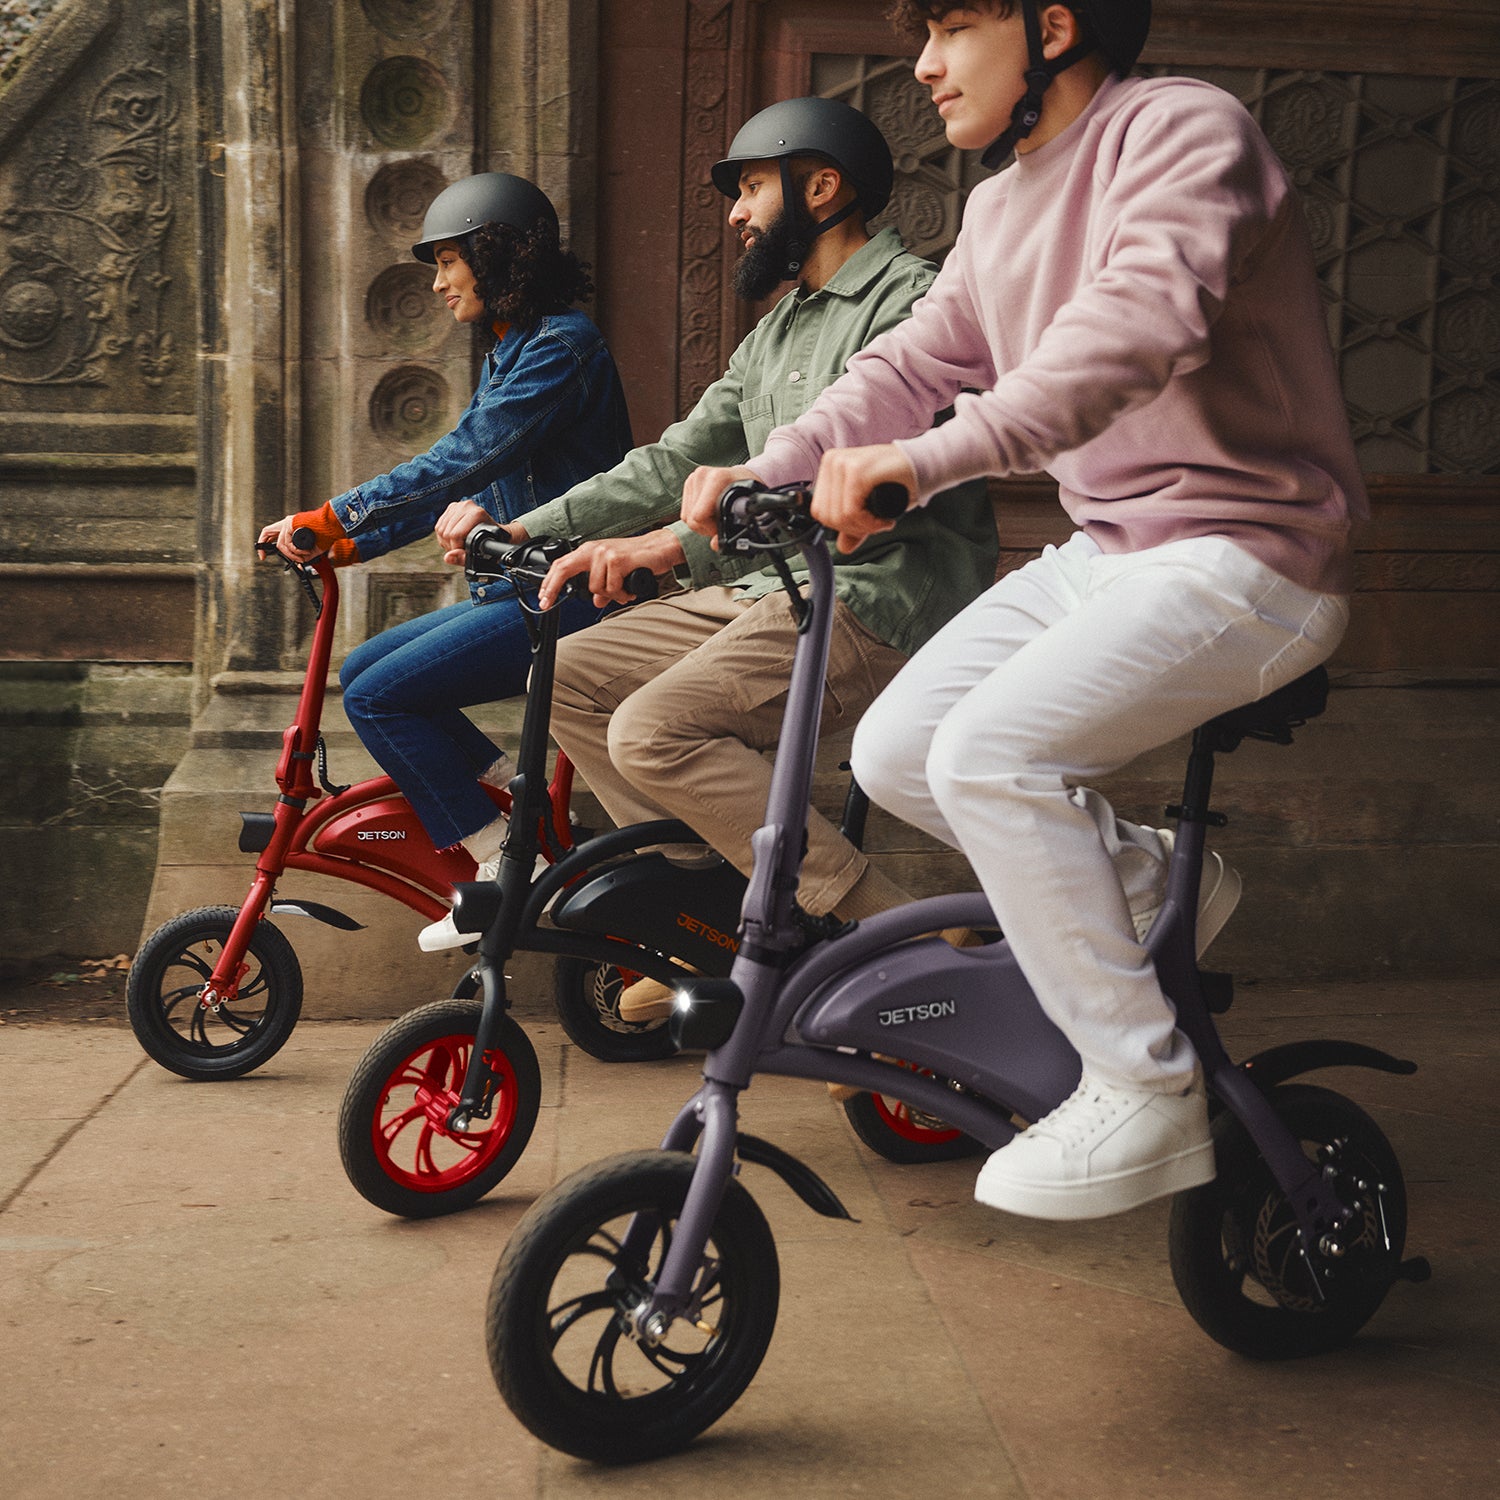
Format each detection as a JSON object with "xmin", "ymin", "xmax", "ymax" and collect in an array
[{"xmin": 340, "ymin": 592, "xmax": 599, "ymax": 849}]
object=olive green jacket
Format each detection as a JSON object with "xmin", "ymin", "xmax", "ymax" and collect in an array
[{"xmin": 515, "ymin": 228, "xmax": 996, "ymax": 656}]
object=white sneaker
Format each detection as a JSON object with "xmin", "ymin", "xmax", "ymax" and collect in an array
[
  {"xmin": 1133, "ymin": 828, "xmax": 1242, "ymax": 955},
  {"xmin": 418, "ymin": 856, "xmax": 501, "ymax": 953},
  {"xmin": 974, "ymin": 1072, "xmax": 1214, "ymax": 1220}
]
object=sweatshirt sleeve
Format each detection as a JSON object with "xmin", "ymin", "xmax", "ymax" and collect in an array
[
  {"xmin": 898, "ymin": 93, "xmax": 1293, "ymax": 497},
  {"xmin": 750, "ymin": 258, "xmax": 987, "ymax": 492}
]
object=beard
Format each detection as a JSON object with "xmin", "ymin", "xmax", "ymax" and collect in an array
[{"xmin": 731, "ymin": 193, "xmax": 821, "ymax": 301}]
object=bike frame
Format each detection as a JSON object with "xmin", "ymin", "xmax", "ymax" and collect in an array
[
  {"xmin": 195, "ymin": 556, "xmax": 576, "ymax": 1009},
  {"xmin": 628, "ymin": 491, "xmax": 1415, "ymax": 1333}
]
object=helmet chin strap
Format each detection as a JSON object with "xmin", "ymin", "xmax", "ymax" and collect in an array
[
  {"xmin": 778, "ymin": 157, "xmax": 860, "ymax": 279},
  {"xmin": 981, "ymin": 0, "xmax": 1096, "ymax": 170}
]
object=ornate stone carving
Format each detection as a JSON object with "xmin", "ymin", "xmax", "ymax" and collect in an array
[
  {"xmin": 359, "ymin": 0, "xmax": 456, "ymax": 42},
  {"xmin": 366, "ymin": 262, "xmax": 446, "ymax": 351},
  {"xmin": 359, "ymin": 55, "xmax": 451, "ymax": 150},
  {"xmin": 0, "ymin": 56, "xmax": 179, "ymax": 387},
  {"xmin": 810, "ymin": 53, "xmax": 991, "ymax": 262},
  {"xmin": 367, "ymin": 572, "xmax": 451, "ymax": 637},
  {"xmin": 369, "ymin": 364, "xmax": 451, "ymax": 447},
  {"xmin": 676, "ymin": 0, "xmax": 734, "ymax": 414},
  {"xmin": 365, "ymin": 158, "xmax": 449, "ymax": 245},
  {"xmin": 1141, "ymin": 65, "xmax": 1499, "ymax": 476}
]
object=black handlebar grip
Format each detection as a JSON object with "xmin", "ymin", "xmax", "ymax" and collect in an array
[
  {"xmin": 866, "ymin": 482, "xmax": 910, "ymax": 521},
  {"xmin": 290, "ymin": 525, "xmax": 316, "ymax": 552},
  {"xmin": 623, "ymin": 567, "xmax": 659, "ymax": 602}
]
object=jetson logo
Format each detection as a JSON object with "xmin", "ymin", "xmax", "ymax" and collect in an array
[
  {"xmin": 677, "ymin": 911, "xmax": 738, "ymax": 952},
  {"xmin": 356, "ymin": 829, "xmax": 407, "ymax": 840},
  {"xmin": 879, "ymin": 999, "xmax": 956, "ymax": 1027}
]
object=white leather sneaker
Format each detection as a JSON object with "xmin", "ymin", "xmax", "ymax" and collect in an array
[
  {"xmin": 1133, "ymin": 828, "xmax": 1242, "ymax": 955},
  {"xmin": 974, "ymin": 1072, "xmax": 1215, "ymax": 1220},
  {"xmin": 418, "ymin": 856, "xmax": 501, "ymax": 952}
]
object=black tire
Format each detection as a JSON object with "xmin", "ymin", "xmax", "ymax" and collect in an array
[
  {"xmin": 552, "ymin": 954, "xmax": 676, "ymax": 1063},
  {"xmin": 126, "ymin": 906, "xmax": 302, "ymax": 1080},
  {"xmin": 487, "ymin": 1149, "xmax": 779, "ymax": 1463},
  {"xmin": 338, "ymin": 999, "xmax": 541, "ymax": 1219},
  {"xmin": 842, "ymin": 1070, "xmax": 986, "ymax": 1165},
  {"xmin": 1169, "ymin": 1083, "xmax": 1407, "ymax": 1359}
]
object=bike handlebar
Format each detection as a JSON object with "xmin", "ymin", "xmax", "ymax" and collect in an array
[
  {"xmin": 865, "ymin": 481, "xmax": 911, "ymax": 520},
  {"xmin": 715, "ymin": 479, "xmax": 911, "ymax": 552},
  {"xmin": 464, "ymin": 525, "xmax": 659, "ymax": 603}
]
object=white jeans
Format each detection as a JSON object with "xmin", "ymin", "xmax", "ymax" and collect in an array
[{"xmin": 850, "ymin": 533, "xmax": 1349, "ymax": 1091}]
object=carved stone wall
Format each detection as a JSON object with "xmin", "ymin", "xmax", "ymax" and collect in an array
[
  {"xmin": 0, "ymin": 0, "xmax": 196, "ymax": 603},
  {"xmin": 0, "ymin": 0, "xmax": 604, "ymax": 965},
  {"xmin": 0, "ymin": 0, "xmax": 197, "ymax": 966}
]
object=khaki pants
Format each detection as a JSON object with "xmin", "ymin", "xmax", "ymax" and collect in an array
[{"xmin": 550, "ymin": 586, "xmax": 907, "ymax": 915}]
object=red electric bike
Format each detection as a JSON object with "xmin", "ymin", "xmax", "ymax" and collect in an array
[{"xmin": 126, "ymin": 546, "xmax": 657, "ymax": 1081}]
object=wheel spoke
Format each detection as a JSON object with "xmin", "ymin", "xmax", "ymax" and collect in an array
[
  {"xmin": 378, "ymin": 1101, "xmax": 428, "ymax": 1146},
  {"xmin": 639, "ymin": 1338, "xmax": 706, "ymax": 1379},
  {"xmin": 158, "ymin": 983, "xmax": 202, "ymax": 1022},
  {"xmin": 588, "ymin": 1317, "xmax": 627, "ymax": 1398},
  {"xmin": 548, "ymin": 1288, "xmax": 620, "ymax": 1344},
  {"xmin": 414, "ymin": 1126, "xmax": 443, "ymax": 1177},
  {"xmin": 177, "ymin": 948, "xmax": 216, "ymax": 981},
  {"xmin": 214, "ymin": 1007, "xmax": 261, "ymax": 1036}
]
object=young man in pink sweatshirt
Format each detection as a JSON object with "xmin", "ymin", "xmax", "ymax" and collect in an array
[{"xmin": 682, "ymin": 0, "xmax": 1367, "ymax": 1221}]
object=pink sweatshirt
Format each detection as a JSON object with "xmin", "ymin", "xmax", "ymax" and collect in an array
[{"xmin": 752, "ymin": 76, "xmax": 1368, "ymax": 594}]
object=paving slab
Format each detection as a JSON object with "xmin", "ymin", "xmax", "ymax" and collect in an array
[{"xmin": 0, "ymin": 977, "xmax": 1495, "ymax": 1498}]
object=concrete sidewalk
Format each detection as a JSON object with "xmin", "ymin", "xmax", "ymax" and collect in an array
[{"xmin": 1, "ymin": 978, "xmax": 1496, "ymax": 1499}]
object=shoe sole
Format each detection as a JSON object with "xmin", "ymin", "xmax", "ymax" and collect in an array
[
  {"xmin": 418, "ymin": 924, "xmax": 477, "ymax": 953},
  {"xmin": 1196, "ymin": 853, "xmax": 1242, "ymax": 955},
  {"xmin": 973, "ymin": 1139, "xmax": 1217, "ymax": 1221}
]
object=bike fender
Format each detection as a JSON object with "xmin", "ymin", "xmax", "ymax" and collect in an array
[
  {"xmin": 735, "ymin": 1132, "xmax": 856, "ymax": 1222},
  {"xmin": 1239, "ymin": 1040, "xmax": 1418, "ymax": 1092},
  {"xmin": 269, "ymin": 898, "xmax": 365, "ymax": 931}
]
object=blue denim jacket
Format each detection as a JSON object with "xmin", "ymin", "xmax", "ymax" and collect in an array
[{"xmin": 330, "ymin": 307, "xmax": 631, "ymax": 604}]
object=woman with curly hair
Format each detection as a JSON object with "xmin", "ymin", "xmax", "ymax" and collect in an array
[{"xmin": 259, "ymin": 174, "xmax": 631, "ymax": 947}]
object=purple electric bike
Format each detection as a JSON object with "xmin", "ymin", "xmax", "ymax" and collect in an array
[{"xmin": 485, "ymin": 482, "xmax": 1430, "ymax": 1463}]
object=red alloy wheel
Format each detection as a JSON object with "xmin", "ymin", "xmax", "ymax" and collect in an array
[
  {"xmin": 370, "ymin": 1032, "xmax": 521, "ymax": 1193},
  {"xmin": 870, "ymin": 1064, "xmax": 965, "ymax": 1145}
]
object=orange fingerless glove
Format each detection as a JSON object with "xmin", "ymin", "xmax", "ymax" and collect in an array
[{"xmin": 291, "ymin": 503, "xmax": 361, "ymax": 566}]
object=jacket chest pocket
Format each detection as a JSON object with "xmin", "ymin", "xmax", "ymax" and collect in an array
[{"xmin": 737, "ymin": 392, "xmax": 777, "ymax": 457}]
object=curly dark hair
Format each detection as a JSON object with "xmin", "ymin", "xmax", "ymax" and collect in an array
[
  {"xmin": 886, "ymin": 1, "xmax": 1016, "ymax": 40},
  {"xmin": 461, "ymin": 220, "xmax": 595, "ymax": 328}
]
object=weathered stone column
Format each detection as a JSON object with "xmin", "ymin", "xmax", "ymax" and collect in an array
[{"xmin": 141, "ymin": 0, "xmax": 604, "ymax": 1011}]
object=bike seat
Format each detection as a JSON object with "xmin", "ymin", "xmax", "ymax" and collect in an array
[{"xmin": 1201, "ymin": 665, "xmax": 1329, "ymax": 749}]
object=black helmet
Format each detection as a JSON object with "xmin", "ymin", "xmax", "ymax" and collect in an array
[
  {"xmin": 711, "ymin": 96, "xmax": 894, "ymax": 219},
  {"xmin": 411, "ymin": 173, "xmax": 559, "ymax": 264},
  {"xmin": 981, "ymin": 0, "xmax": 1152, "ymax": 169}
]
